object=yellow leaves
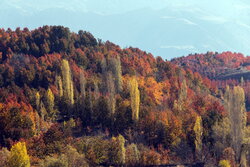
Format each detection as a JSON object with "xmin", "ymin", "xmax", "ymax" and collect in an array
[
  {"xmin": 218, "ymin": 160, "xmax": 231, "ymax": 167},
  {"xmin": 56, "ymin": 76, "xmax": 63, "ymax": 97},
  {"xmin": 35, "ymin": 92, "xmax": 40, "ymax": 111},
  {"xmin": 8, "ymin": 142, "xmax": 30, "ymax": 167},
  {"xmin": 47, "ymin": 88, "xmax": 54, "ymax": 108},
  {"xmin": 61, "ymin": 59, "xmax": 74, "ymax": 105},
  {"xmin": 130, "ymin": 76, "xmax": 140, "ymax": 121},
  {"xmin": 194, "ymin": 115, "xmax": 203, "ymax": 152},
  {"xmin": 138, "ymin": 76, "xmax": 165, "ymax": 105},
  {"xmin": 46, "ymin": 88, "xmax": 57, "ymax": 121}
]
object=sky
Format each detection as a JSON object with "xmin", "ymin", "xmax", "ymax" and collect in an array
[{"xmin": 1, "ymin": 0, "xmax": 250, "ymax": 59}]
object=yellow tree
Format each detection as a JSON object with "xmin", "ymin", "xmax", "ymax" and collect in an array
[
  {"xmin": 130, "ymin": 76, "xmax": 140, "ymax": 121},
  {"xmin": 61, "ymin": 59, "xmax": 74, "ymax": 105},
  {"xmin": 56, "ymin": 76, "xmax": 63, "ymax": 97},
  {"xmin": 8, "ymin": 142, "xmax": 30, "ymax": 167},
  {"xmin": 194, "ymin": 115, "xmax": 203, "ymax": 159},
  {"xmin": 35, "ymin": 91, "xmax": 40, "ymax": 111},
  {"xmin": 111, "ymin": 135, "xmax": 126, "ymax": 165},
  {"xmin": 46, "ymin": 88, "xmax": 57, "ymax": 120}
]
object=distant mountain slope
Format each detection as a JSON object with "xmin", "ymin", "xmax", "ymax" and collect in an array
[
  {"xmin": 1, "ymin": 0, "xmax": 250, "ymax": 59},
  {"xmin": 171, "ymin": 51, "xmax": 250, "ymax": 80}
]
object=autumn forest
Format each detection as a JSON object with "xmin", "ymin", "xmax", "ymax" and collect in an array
[{"xmin": 0, "ymin": 26, "xmax": 249, "ymax": 167}]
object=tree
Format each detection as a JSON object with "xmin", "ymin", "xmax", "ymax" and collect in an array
[
  {"xmin": 110, "ymin": 135, "xmax": 126, "ymax": 165},
  {"xmin": 179, "ymin": 79, "xmax": 187, "ymax": 103},
  {"xmin": 110, "ymin": 56, "xmax": 123, "ymax": 93},
  {"xmin": 212, "ymin": 117, "xmax": 231, "ymax": 158},
  {"xmin": 0, "ymin": 147, "xmax": 10, "ymax": 167},
  {"xmin": 79, "ymin": 70, "xmax": 86, "ymax": 98},
  {"xmin": 194, "ymin": 115, "xmax": 203, "ymax": 158},
  {"xmin": 46, "ymin": 88, "xmax": 57, "ymax": 121},
  {"xmin": 8, "ymin": 142, "xmax": 30, "ymax": 167},
  {"xmin": 56, "ymin": 76, "xmax": 63, "ymax": 97},
  {"xmin": 126, "ymin": 143, "xmax": 140, "ymax": 166},
  {"xmin": 107, "ymin": 72, "xmax": 116, "ymax": 115},
  {"xmin": 224, "ymin": 86, "xmax": 247, "ymax": 163},
  {"xmin": 130, "ymin": 76, "xmax": 140, "ymax": 121},
  {"xmin": 61, "ymin": 59, "xmax": 74, "ymax": 105},
  {"xmin": 218, "ymin": 160, "xmax": 231, "ymax": 167},
  {"xmin": 35, "ymin": 91, "xmax": 40, "ymax": 111}
]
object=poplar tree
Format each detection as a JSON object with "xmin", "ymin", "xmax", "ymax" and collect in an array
[
  {"xmin": 107, "ymin": 72, "xmax": 116, "ymax": 115},
  {"xmin": 224, "ymin": 86, "xmax": 247, "ymax": 163},
  {"xmin": 179, "ymin": 79, "xmax": 187, "ymax": 103},
  {"xmin": 46, "ymin": 88, "xmax": 56, "ymax": 120},
  {"xmin": 79, "ymin": 70, "xmax": 86, "ymax": 98},
  {"xmin": 130, "ymin": 76, "xmax": 140, "ymax": 121},
  {"xmin": 61, "ymin": 59, "xmax": 74, "ymax": 105},
  {"xmin": 110, "ymin": 56, "xmax": 123, "ymax": 93},
  {"xmin": 194, "ymin": 115, "xmax": 203, "ymax": 158},
  {"xmin": 56, "ymin": 76, "xmax": 63, "ymax": 97}
]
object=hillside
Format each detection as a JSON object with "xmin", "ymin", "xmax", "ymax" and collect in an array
[
  {"xmin": 0, "ymin": 26, "xmax": 248, "ymax": 166},
  {"xmin": 171, "ymin": 51, "xmax": 250, "ymax": 80}
]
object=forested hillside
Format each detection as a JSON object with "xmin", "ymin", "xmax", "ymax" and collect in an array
[
  {"xmin": 171, "ymin": 51, "xmax": 250, "ymax": 79},
  {"xmin": 172, "ymin": 52, "xmax": 250, "ymax": 112},
  {"xmin": 0, "ymin": 26, "xmax": 249, "ymax": 167}
]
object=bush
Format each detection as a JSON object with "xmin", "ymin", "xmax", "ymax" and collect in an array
[
  {"xmin": 125, "ymin": 143, "xmax": 140, "ymax": 166},
  {"xmin": 218, "ymin": 160, "xmax": 231, "ymax": 167},
  {"xmin": 0, "ymin": 147, "xmax": 10, "ymax": 167}
]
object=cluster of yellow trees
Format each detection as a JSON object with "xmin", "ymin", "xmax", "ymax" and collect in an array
[{"xmin": 0, "ymin": 142, "xmax": 30, "ymax": 167}]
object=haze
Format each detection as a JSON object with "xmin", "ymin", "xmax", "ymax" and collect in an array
[{"xmin": 1, "ymin": 0, "xmax": 250, "ymax": 59}]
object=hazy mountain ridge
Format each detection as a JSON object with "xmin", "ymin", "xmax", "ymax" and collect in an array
[{"xmin": 1, "ymin": 1, "xmax": 250, "ymax": 59}]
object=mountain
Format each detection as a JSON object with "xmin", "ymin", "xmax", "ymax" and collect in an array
[
  {"xmin": 171, "ymin": 51, "xmax": 250, "ymax": 80},
  {"xmin": 1, "ymin": 0, "xmax": 250, "ymax": 59},
  {"xmin": 0, "ymin": 26, "xmax": 229, "ymax": 166}
]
